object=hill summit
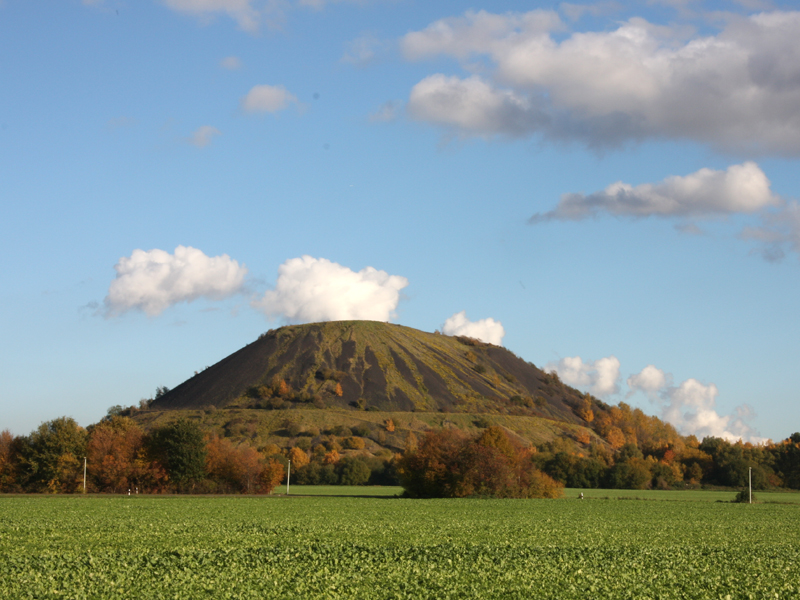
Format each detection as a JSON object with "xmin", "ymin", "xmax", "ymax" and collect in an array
[{"xmin": 152, "ymin": 321, "xmax": 593, "ymax": 425}]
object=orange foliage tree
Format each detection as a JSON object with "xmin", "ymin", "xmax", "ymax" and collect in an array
[
  {"xmin": 288, "ymin": 446, "xmax": 310, "ymax": 468},
  {"xmin": 398, "ymin": 426, "xmax": 562, "ymax": 499},
  {"xmin": 0, "ymin": 430, "xmax": 16, "ymax": 492},
  {"xmin": 87, "ymin": 417, "xmax": 166, "ymax": 493},
  {"xmin": 206, "ymin": 435, "xmax": 286, "ymax": 493}
]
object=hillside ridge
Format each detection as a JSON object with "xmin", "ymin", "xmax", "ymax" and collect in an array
[{"xmin": 151, "ymin": 321, "xmax": 591, "ymax": 425}]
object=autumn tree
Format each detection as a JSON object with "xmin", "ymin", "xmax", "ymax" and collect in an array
[
  {"xmin": 259, "ymin": 459, "xmax": 285, "ymax": 493},
  {"xmin": 0, "ymin": 429, "xmax": 18, "ymax": 492},
  {"xmin": 87, "ymin": 417, "xmax": 162, "ymax": 493},
  {"xmin": 288, "ymin": 447, "xmax": 310, "ymax": 468},
  {"xmin": 398, "ymin": 427, "xmax": 562, "ymax": 499},
  {"xmin": 205, "ymin": 435, "xmax": 264, "ymax": 493}
]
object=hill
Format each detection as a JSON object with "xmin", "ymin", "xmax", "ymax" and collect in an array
[{"xmin": 151, "ymin": 321, "xmax": 593, "ymax": 424}]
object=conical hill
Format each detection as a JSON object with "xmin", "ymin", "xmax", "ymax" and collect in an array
[{"xmin": 151, "ymin": 321, "xmax": 593, "ymax": 425}]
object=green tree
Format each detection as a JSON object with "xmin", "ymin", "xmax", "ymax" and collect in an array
[
  {"xmin": 338, "ymin": 457, "xmax": 371, "ymax": 486},
  {"xmin": 17, "ymin": 417, "xmax": 87, "ymax": 493},
  {"xmin": 148, "ymin": 419, "xmax": 207, "ymax": 490}
]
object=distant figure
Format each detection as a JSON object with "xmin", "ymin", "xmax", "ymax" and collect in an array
[
  {"xmin": 579, "ymin": 492, "xmax": 584, "ymax": 500},
  {"xmin": 127, "ymin": 489, "xmax": 131, "ymax": 496}
]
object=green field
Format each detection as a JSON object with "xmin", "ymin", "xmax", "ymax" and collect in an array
[{"xmin": 2, "ymin": 494, "xmax": 799, "ymax": 599}]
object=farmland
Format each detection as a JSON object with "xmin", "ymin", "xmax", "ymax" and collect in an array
[{"xmin": 2, "ymin": 493, "xmax": 799, "ymax": 599}]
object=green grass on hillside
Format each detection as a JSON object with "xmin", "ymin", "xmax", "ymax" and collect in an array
[{"xmin": 133, "ymin": 407, "xmax": 598, "ymax": 455}]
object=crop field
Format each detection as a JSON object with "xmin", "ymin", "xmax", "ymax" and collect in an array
[{"xmin": 1, "ymin": 494, "xmax": 799, "ymax": 599}]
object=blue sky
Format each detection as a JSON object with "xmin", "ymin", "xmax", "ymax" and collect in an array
[{"xmin": 2, "ymin": 0, "xmax": 798, "ymax": 442}]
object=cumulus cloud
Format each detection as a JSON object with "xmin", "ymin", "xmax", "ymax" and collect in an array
[
  {"xmin": 104, "ymin": 246, "xmax": 247, "ymax": 316},
  {"xmin": 401, "ymin": 9, "xmax": 800, "ymax": 154},
  {"xmin": 441, "ymin": 311, "xmax": 505, "ymax": 345},
  {"xmin": 531, "ymin": 162, "xmax": 780, "ymax": 222},
  {"xmin": 241, "ymin": 84, "xmax": 297, "ymax": 114},
  {"xmin": 546, "ymin": 355, "xmax": 621, "ymax": 397},
  {"xmin": 253, "ymin": 256, "xmax": 408, "ymax": 323},
  {"xmin": 408, "ymin": 74, "xmax": 547, "ymax": 138},
  {"xmin": 627, "ymin": 365, "xmax": 764, "ymax": 442},
  {"xmin": 626, "ymin": 364, "xmax": 669, "ymax": 397},
  {"xmin": 188, "ymin": 125, "xmax": 221, "ymax": 148},
  {"xmin": 220, "ymin": 55, "xmax": 242, "ymax": 70},
  {"xmin": 559, "ymin": 2, "xmax": 620, "ymax": 22}
]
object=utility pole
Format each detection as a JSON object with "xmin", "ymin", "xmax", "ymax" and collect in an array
[
  {"xmin": 83, "ymin": 457, "xmax": 87, "ymax": 493},
  {"xmin": 287, "ymin": 460, "xmax": 291, "ymax": 496},
  {"xmin": 749, "ymin": 467, "xmax": 752, "ymax": 504}
]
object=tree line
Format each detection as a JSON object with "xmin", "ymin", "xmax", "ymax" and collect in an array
[
  {"xmin": 0, "ymin": 417, "xmax": 284, "ymax": 494},
  {"xmin": 1, "ymin": 405, "xmax": 799, "ymax": 496}
]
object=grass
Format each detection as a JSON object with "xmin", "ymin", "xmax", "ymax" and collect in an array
[
  {"xmin": 279, "ymin": 484, "xmax": 403, "ymax": 497},
  {"xmin": 564, "ymin": 487, "xmax": 800, "ymax": 503},
  {"xmin": 2, "ymin": 494, "xmax": 799, "ymax": 598},
  {"xmin": 276, "ymin": 485, "xmax": 800, "ymax": 503}
]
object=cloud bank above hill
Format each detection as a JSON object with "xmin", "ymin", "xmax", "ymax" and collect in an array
[
  {"xmin": 627, "ymin": 364, "xmax": 764, "ymax": 443},
  {"xmin": 104, "ymin": 246, "xmax": 247, "ymax": 316},
  {"xmin": 253, "ymin": 256, "xmax": 408, "ymax": 323},
  {"xmin": 531, "ymin": 162, "xmax": 779, "ymax": 222},
  {"xmin": 545, "ymin": 355, "xmax": 621, "ymax": 397},
  {"xmin": 402, "ymin": 9, "xmax": 800, "ymax": 154},
  {"xmin": 442, "ymin": 311, "xmax": 505, "ymax": 345}
]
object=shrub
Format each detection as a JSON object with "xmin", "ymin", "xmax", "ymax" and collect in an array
[
  {"xmin": 352, "ymin": 425, "xmax": 371, "ymax": 437},
  {"xmin": 343, "ymin": 436, "xmax": 366, "ymax": 450},
  {"xmin": 338, "ymin": 458, "xmax": 371, "ymax": 486},
  {"xmin": 397, "ymin": 427, "xmax": 563, "ymax": 499}
]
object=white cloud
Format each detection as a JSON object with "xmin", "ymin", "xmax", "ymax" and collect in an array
[
  {"xmin": 220, "ymin": 55, "xmax": 242, "ymax": 70},
  {"xmin": 369, "ymin": 100, "xmax": 401, "ymax": 123},
  {"xmin": 627, "ymin": 365, "xmax": 764, "ymax": 442},
  {"xmin": 546, "ymin": 355, "xmax": 621, "ymax": 397},
  {"xmin": 442, "ymin": 311, "xmax": 505, "ymax": 345},
  {"xmin": 401, "ymin": 10, "xmax": 800, "ymax": 154},
  {"xmin": 188, "ymin": 125, "xmax": 221, "ymax": 148},
  {"xmin": 741, "ymin": 200, "xmax": 800, "ymax": 262},
  {"xmin": 253, "ymin": 256, "xmax": 408, "ymax": 323},
  {"xmin": 408, "ymin": 74, "xmax": 546, "ymax": 138},
  {"xmin": 559, "ymin": 2, "xmax": 620, "ymax": 22},
  {"xmin": 626, "ymin": 364, "xmax": 669, "ymax": 396},
  {"xmin": 531, "ymin": 162, "xmax": 780, "ymax": 222},
  {"xmin": 104, "ymin": 246, "xmax": 247, "ymax": 316},
  {"xmin": 163, "ymin": 0, "xmax": 261, "ymax": 32},
  {"xmin": 241, "ymin": 84, "xmax": 297, "ymax": 114},
  {"xmin": 402, "ymin": 9, "xmax": 562, "ymax": 62}
]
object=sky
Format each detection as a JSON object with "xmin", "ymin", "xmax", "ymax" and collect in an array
[{"xmin": 2, "ymin": 0, "xmax": 798, "ymax": 443}]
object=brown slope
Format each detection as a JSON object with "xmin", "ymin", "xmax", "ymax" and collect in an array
[{"xmin": 150, "ymin": 321, "xmax": 591, "ymax": 425}]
